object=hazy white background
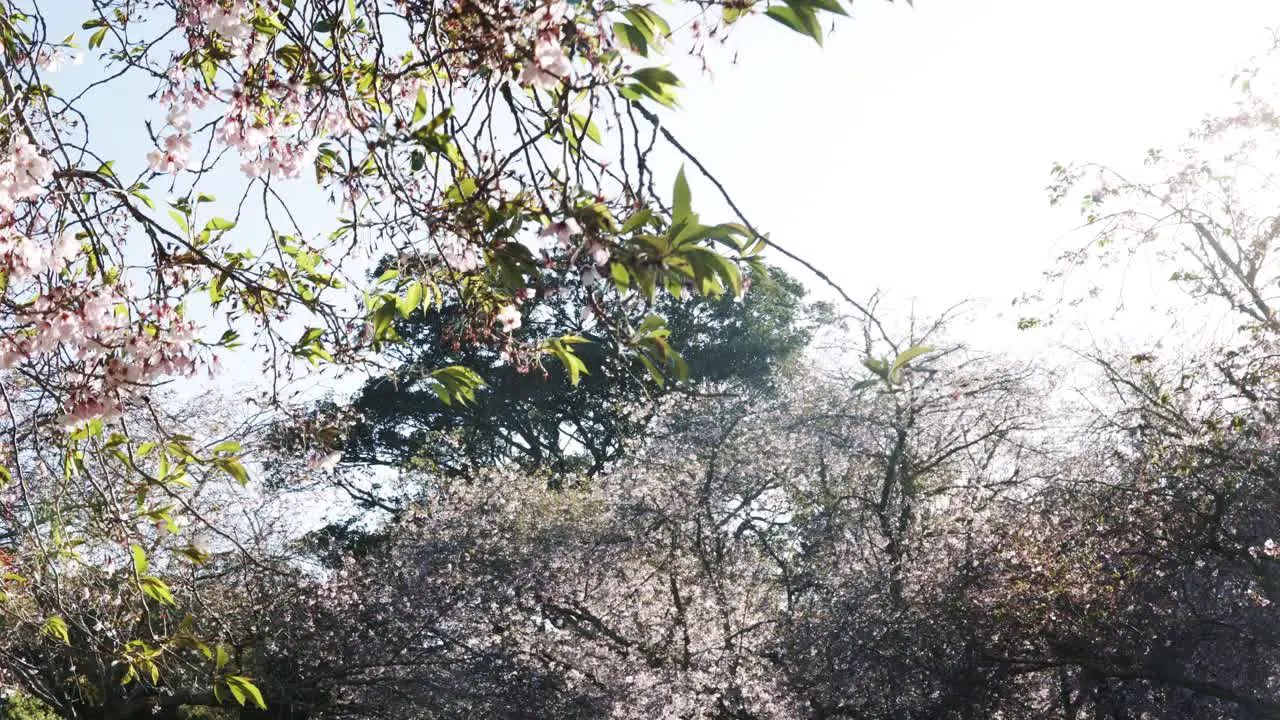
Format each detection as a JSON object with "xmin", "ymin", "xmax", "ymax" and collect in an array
[{"xmin": 659, "ymin": 0, "xmax": 1279, "ymax": 352}]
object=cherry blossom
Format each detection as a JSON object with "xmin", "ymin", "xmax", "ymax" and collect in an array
[
  {"xmin": 496, "ymin": 304, "xmax": 522, "ymax": 332},
  {"xmin": 541, "ymin": 218, "xmax": 582, "ymax": 249},
  {"xmin": 521, "ymin": 38, "xmax": 573, "ymax": 90}
]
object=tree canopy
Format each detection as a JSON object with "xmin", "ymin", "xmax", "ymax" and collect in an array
[
  {"xmin": 333, "ymin": 265, "xmax": 820, "ymax": 476},
  {"xmin": 3, "ymin": 2, "xmax": 1280, "ymax": 720}
]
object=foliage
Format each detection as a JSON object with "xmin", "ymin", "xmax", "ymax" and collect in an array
[
  {"xmin": 308, "ymin": 265, "xmax": 822, "ymax": 484},
  {"xmin": 9, "ymin": 4, "xmax": 1280, "ymax": 720},
  {"xmin": 1, "ymin": 694, "xmax": 60, "ymax": 720},
  {"xmin": 0, "ymin": 0, "xmax": 872, "ymax": 713}
]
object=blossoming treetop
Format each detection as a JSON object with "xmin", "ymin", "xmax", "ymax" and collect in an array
[
  {"xmin": 1, "ymin": 0, "xmax": 858, "ymax": 425},
  {"xmin": 0, "ymin": 0, "xmax": 866, "ymax": 710}
]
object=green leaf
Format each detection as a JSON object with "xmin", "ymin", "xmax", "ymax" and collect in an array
[
  {"xmin": 568, "ymin": 113, "xmax": 602, "ymax": 144},
  {"xmin": 167, "ymin": 210, "xmax": 189, "ymax": 235},
  {"xmin": 139, "ymin": 576, "xmax": 176, "ymax": 606},
  {"xmin": 204, "ymin": 217, "xmax": 235, "ymax": 232},
  {"xmin": 295, "ymin": 327, "xmax": 325, "ymax": 349},
  {"xmin": 620, "ymin": 82, "xmax": 678, "ymax": 108},
  {"xmin": 225, "ymin": 679, "xmax": 246, "ymax": 705},
  {"xmin": 221, "ymin": 459, "xmax": 249, "ymax": 486},
  {"xmin": 805, "ymin": 0, "xmax": 848, "ymax": 15},
  {"xmin": 412, "ymin": 88, "xmax": 429, "ymax": 124},
  {"xmin": 889, "ymin": 345, "xmax": 933, "ymax": 381},
  {"xmin": 620, "ymin": 208, "xmax": 653, "ymax": 234},
  {"xmin": 612, "ymin": 22, "xmax": 648, "ymax": 56},
  {"xmin": 130, "ymin": 544, "xmax": 148, "ymax": 575},
  {"xmin": 630, "ymin": 67, "xmax": 681, "ymax": 92},
  {"xmin": 225, "ymin": 676, "xmax": 267, "ymax": 710},
  {"xmin": 180, "ymin": 544, "xmax": 211, "ymax": 566},
  {"xmin": 544, "ymin": 338, "xmax": 591, "ymax": 386},
  {"xmin": 445, "ymin": 177, "xmax": 478, "ymax": 203},
  {"xmin": 623, "ymin": 6, "xmax": 672, "ymax": 43},
  {"xmin": 636, "ymin": 353, "xmax": 663, "ymax": 385},
  {"xmin": 42, "ymin": 616, "xmax": 70, "ymax": 644},
  {"xmin": 216, "ymin": 645, "xmax": 230, "ymax": 670},
  {"xmin": 429, "ymin": 366, "xmax": 486, "ymax": 405},
  {"xmin": 672, "ymin": 167, "xmax": 692, "ymax": 226},
  {"xmin": 684, "ymin": 246, "xmax": 742, "ymax": 297},
  {"xmin": 765, "ymin": 4, "xmax": 823, "ymax": 45},
  {"xmin": 200, "ymin": 59, "xmax": 217, "ymax": 88},
  {"xmin": 863, "ymin": 357, "xmax": 888, "ymax": 379},
  {"xmin": 424, "ymin": 107, "xmax": 454, "ymax": 134},
  {"xmin": 400, "ymin": 280, "xmax": 424, "ymax": 317},
  {"xmin": 610, "ymin": 261, "xmax": 631, "ymax": 291},
  {"xmin": 723, "ymin": 1, "xmax": 753, "ymax": 23}
]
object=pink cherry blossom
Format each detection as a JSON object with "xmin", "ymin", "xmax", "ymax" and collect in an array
[
  {"xmin": 496, "ymin": 304, "xmax": 522, "ymax": 332},
  {"xmin": 520, "ymin": 38, "xmax": 572, "ymax": 90},
  {"xmin": 540, "ymin": 218, "xmax": 582, "ymax": 248}
]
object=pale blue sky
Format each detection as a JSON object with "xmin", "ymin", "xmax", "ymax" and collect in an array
[
  {"xmin": 40, "ymin": 0, "xmax": 1280, "ymax": 378},
  {"xmin": 29, "ymin": 0, "xmax": 1274, "ymax": 521}
]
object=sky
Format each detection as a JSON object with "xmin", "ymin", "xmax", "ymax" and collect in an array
[
  {"xmin": 37, "ymin": 0, "xmax": 1280, "ymax": 388},
  {"xmin": 28, "ymin": 0, "xmax": 1278, "ymax": 529},
  {"xmin": 658, "ymin": 0, "xmax": 1280, "ymax": 352}
]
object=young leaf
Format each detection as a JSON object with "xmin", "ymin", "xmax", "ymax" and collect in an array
[
  {"xmin": 225, "ymin": 679, "xmax": 246, "ymax": 706},
  {"xmin": 620, "ymin": 208, "xmax": 653, "ymax": 234},
  {"xmin": 226, "ymin": 676, "xmax": 267, "ymax": 710},
  {"xmin": 672, "ymin": 167, "xmax": 692, "ymax": 226},
  {"xmin": 765, "ymin": 4, "xmax": 823, "ymax": 45},
  {"xmin": 220, "ymin": 459, "xmax": 250, "ymax": 486},
  {"xmin": 568, "ymin": 113, "xmax": 602, "ymax": 144},
  {"xmin": 412, "ymin": 88, "xmax": 429, "ymax": 124},
  {"xmin": 613, "ymin": 22, "xmax": 648, "ymax": 56},
  {"xmin": 400, "ymin": 280, "xmax": 424, "ymax": 317},
  {"xmin": 204, "ymin": 217, "xmax": 236, "ymax": 231},
  {"xmin": 130, "ymin": 544, "xmax": 148, "ymax": 575},
  {"xmin": 624, "ymin": 6, "xmax": 672, "ymax": 43},
  {"xmin": 805, "ymin": 0, "xmax": 848, "ymax": 16},
  {"xmin": 139, "ymin": 576, "xmax": 176, "ymax": 606},
  {"xmin": 630, "ymin": 67, "xmax": 681, "ymax": 92},
  {"xmin": 889, "ymin": 345, "xmax": 933, "ymax": 381},
  {"xmin": 43, "ymin": 616, "xmax": 70, "ymax": 644}
]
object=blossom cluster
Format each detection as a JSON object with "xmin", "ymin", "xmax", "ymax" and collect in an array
[
  {"xmin": 520, "ymin": 1, "xmax": 573, "ymax": 90},
  {"xmin": 0, "ymin": 135, "xmax": 52, "ymax": 213},
  {"xmin": 1249, "ymin": 538, "xmax": 1280, "ymax": 559},
  {"xmin": 0, "ymin": 131, "xmax": 205, "ymax": 425},
  {"xmin": 4, "ymin": 0, "xmax": 718, "ymax": 426},
  {"xmin": 160, "ymin": 1, "xmax": 346, "ymax": 179}
]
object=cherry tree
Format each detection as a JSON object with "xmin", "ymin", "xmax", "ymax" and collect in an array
[
  {"xmin": 199, "ymin": 314, "xmax": 1038, "ymax": 720},
  {"xmin": 0, "ymin": 0, "xmax": 865, "ymax": 710}
]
